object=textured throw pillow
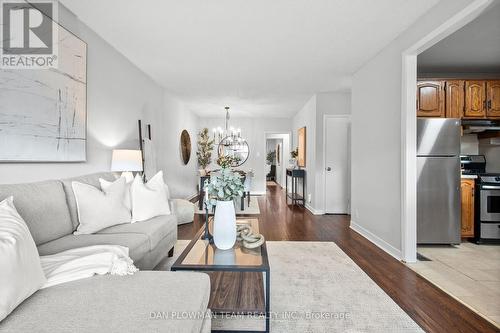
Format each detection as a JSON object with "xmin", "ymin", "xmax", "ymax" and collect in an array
[
  {"xmin": 73, "ymin": 177, "xmax": 131, "ymax": 235},
  {"xmin": 0, "ymin": 196, "xmax": 46, "ymax": 322},
  {"xmin": 99, "ymin": 177, "xmax": 132, "ymax": 211},
  {"xmin": 130, "ymin": 171, "xmax": 171, "ymax": 222}
]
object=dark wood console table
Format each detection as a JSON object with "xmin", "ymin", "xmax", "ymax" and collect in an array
[{"xmin": 286, "ymin": 168, "xmax": 305, "ymax": 206}]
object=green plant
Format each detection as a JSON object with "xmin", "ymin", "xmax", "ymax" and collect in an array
[
  {"xmin": 290, "ymin": 148, "xmax": 298, "ymax": 159},
  {"xmin": 196, "ymin": 128, "xmax": 214, "ymax": 170},
  {"xmin": 266, "ymin": 150, "xmax": 276, "ymax": 165},
  {"xmin": 217, "ymin": 155, "xmax": 239, "ymax": 169},
  {"xmin": 205, "ymin": 168, "xmax": 244, "ymax": 206}
]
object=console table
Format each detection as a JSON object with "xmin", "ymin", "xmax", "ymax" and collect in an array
[{"xmin": 286, "ymin": 168, "xmax": 305, "ymax": 206}]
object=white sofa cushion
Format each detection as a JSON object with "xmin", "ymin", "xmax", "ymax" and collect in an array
[
  {"xmin": 0, "ymin": 196, "xmax": 46, "ymax": 322},
  {"xmin": 73, "ymin": 178, "xmax": 131, "ymax": 235},
  {"xmin": 99, "ymin": 177, "xmax": 132, "ymax": 211},
  {"xmin": 130, "ymin": 171, "xmax": 171, "ymax": 223}
]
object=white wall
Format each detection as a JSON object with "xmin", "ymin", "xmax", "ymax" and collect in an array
[
  {"xmin": 350, "ymin": 0, "xmax": 483, "ymax": 257},
  {"xmin": 292, "ymin": 92, "xmax": 351, "ymax": 213},
  {"xmin": 0, "ymin": 4, "xmax": 160, "ymax": 183},
  {"xmin": 154, "ymin": 92, "xmax": 199, "ymax": 199},
  {"xmin": 480, "ymin": 142, "xmax": 500, "ymax": 173},
  {"xmin": 198, "ymin": 117, "xmax": 292, "ymax": 194},
  {"xmin": 461, "ymin": 134, "xmax": 480, "ymax": 154},
  {"xmin": 0, "ymin": 4, "xmax": 199, "ymax": 199},
  {"xmin": 292, "ymin": 96, "xmax": 317, "ymax": 208}
]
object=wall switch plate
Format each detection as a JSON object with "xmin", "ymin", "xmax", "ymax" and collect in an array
[{"xmin": 307, "ymin": 194, "xmax": 312, "ymax": 203}]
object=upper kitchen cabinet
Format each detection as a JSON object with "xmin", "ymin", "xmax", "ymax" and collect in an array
[
  {"xmin": 464, "ymin": 81, "xmax": 487, "ymax": 118},
  {"xmin": 417, "ymin": 81, "xmax": 444, "ymax": 117},
  {"xmin": 445, "ymin": 80, "xmax": 464, "ymax": 118},
  {"xmin": 486, "ymin": 80, "xmax": 500, "ymax": 118}
]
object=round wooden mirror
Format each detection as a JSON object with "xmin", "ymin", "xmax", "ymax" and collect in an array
[{"xmin": 180, "ymin": 130, "xmax": 191, "ymax": 165}]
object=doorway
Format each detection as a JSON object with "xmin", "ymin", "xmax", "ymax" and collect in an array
[
  {"xmin": 324, "ymin": 116, "xmax": 350, "ymax": 214},
  {"xmin": 265, "ymin": 133, "xmax": 291, "ymax": 188},
  {"xmin": 401, "ymin": 0, "xmax": 494, "ymax": 262}
]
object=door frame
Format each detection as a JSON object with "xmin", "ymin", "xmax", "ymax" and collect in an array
[
  {"xmin": 400, "ymin": 0, "xmax": 492, "ymax": 263},
  {"xmin": 264, "ymin": 131, "xmax": 292, "ymax": 189},
  {"xmin": 323, "ymin": 114, "xmax": 351, "ymax": 214}
]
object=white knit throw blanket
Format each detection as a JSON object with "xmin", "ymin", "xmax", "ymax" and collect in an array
[{"xmin": 40, "ymin": 245, "xmax": 138, "ymax": 289}]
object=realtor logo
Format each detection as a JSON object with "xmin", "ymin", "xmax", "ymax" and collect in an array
[{"xmin": 1, "ymin": 0, "xmax": 58, "ymax": 68}]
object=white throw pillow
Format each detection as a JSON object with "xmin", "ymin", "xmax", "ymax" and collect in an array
[
  {"xmin": 0, "ymin": 196, "xmax": 46, "ymax": 322},
  {"xmin": 130, "ymin": 171, "xmax": 171, "ymax": 222},
  {"xmin": 99, "ymin": 177, "xmax": 132, "ymax": 211},
  {"xmin": 73, "ymin": 177, "xmax": 131, "ymax": 235}
]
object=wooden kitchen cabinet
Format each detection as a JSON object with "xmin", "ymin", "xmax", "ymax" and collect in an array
[
  {"xmin": 464, "ymin": 81, "xmax": 487, "ymax": 118},
  {"xmin": 445, "ymin": 80, "xmax": 464, "ymax": 118},
  {"xmin": 417, "ymin": 81, "xmax": 444, "ymax": 117},
  {"xmin": 486, "ymin": 80, "xmax": 500, "ymax": 118},
  {"xmin": 461, "ymin": 179, "xmax": 475, "ymax": 238}
]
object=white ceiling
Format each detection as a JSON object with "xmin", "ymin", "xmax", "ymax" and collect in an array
[
  {"xmin": 418, "ymin": 2, "xmax": 500, "ymax": 74},
  {"xmin": 60, "ymin": 0, "xmax": 439, "ymax": 117}
]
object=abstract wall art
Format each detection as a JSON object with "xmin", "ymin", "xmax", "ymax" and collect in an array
[{"xmin": 0, "ymin": 24, "xmax": 87, "ymax": 162}]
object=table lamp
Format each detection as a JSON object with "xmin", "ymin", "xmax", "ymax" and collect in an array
[{"xmin": 111, "ymin": 149, "xmax": 143, "ymax": 182}]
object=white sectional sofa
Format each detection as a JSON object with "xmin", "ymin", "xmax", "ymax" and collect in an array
[{"xmin": 0, "ymin": 173, "xmax": 210, "ymax": 333}]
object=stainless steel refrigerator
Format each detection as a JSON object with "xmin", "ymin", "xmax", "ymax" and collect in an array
[{"xmin": 417, "ymin": 118, "xmax": 461, "ymax": 244}]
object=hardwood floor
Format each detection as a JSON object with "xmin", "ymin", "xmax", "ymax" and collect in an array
[{"xmin": 179, "ymin": 183, "xmax": 499, "ymax": 333}]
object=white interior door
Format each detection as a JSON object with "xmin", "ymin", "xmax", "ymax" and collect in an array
[{"xmin": 325, "ymin": 117, "xmax": 350, "ymax": 214}]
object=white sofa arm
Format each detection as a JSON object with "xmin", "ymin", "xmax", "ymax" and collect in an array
[{"xmin": 170, "ymin": 199, "xmax": 195, "ymax": 225}]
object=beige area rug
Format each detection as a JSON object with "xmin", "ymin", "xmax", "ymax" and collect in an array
[
  {"xmin": 194, "ymin": 196, "xmax": 261, "ymax": 215},
  {"xmin": 156, "ymin": 241, "xmax": 423, "ymax": 332}
]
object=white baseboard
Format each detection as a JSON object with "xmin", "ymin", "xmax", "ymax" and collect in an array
[
  {"xmin": 305, "ymin": 203, "xmax": 325, "ymax": 215},
  {"xmin": 350, "ymin": 220, "xmax": 402, "ymax": 261},
  {"xmin": 251, "ymin": 191, "xmax": 266, "ymax": 196}
]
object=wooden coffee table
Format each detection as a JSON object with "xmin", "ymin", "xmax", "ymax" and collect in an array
[{"xmin": 171, "ymin": 218, "xmax": 270, "ymax": 333}]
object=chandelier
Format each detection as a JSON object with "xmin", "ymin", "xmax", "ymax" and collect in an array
[
  {"xmin": 212, "ymin": 106, "xmax": 249, "ymax": 167},
  {"xmin": 212, "ymin": 107, "xmax": 242, "ymax": 144}
]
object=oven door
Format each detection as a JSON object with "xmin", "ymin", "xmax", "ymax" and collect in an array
[{"xmin": 480, "ymin": 187, "xmax": 500, "ymax": 222}]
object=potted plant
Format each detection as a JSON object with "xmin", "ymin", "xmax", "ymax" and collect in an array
[
  {"xmin": 216, "ymin": 154, "xmax": 239, "ymax": 169},
  {"xmin": 290, "ymin": 148, "xmax": 299, "ymax": 169},
  {"xmin": 266, "ymin": 150, "xmax": 276, "ymax": 165},
  {"xmin": 205, "ymin": 167, "xmax": 244, "ymax": 249},
  {"xmin": 196, "ymin": 128, "xmax": 214, "ymax": 176}
]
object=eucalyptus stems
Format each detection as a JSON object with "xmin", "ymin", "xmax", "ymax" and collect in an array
[{"xmin": 204, "ymin": 168, "xmax": 244, "ymax": 207}]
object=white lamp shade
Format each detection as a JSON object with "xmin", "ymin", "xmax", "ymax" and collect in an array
[{"xmin": 111, "ymin": 149, "xmax": 143, "ymax": 172}]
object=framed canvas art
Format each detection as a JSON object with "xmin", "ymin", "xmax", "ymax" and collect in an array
[
  {"xmin": 298, "ymin": 127, "xmax": 306, "ymax": 167},
  {"xmin": 0, "ymin": 24, "xmax": 87, "ymax": 162}
]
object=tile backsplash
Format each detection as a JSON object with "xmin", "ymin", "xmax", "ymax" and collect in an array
[{"xmin": 461, "ymin": 134, "xmax": 500, "ymax": 173}]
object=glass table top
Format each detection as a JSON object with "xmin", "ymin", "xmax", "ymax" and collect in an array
[{"xmin": 179, "ymin": 218, "xmax": 266, "ymax": 267}]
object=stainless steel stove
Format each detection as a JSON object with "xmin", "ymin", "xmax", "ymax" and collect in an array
[{"xmin": 476, "ymin": 174, "xmax": 500, "ymax": 243}]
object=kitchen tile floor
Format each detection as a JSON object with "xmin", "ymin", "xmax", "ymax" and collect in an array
[{"xmin": 407, "ymin": 242, "xmax": 500, "ymax": 328}]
